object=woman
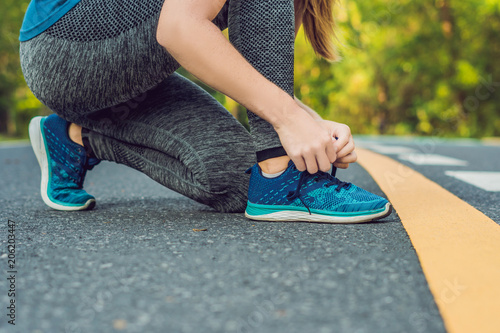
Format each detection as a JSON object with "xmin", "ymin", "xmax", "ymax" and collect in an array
[{"xmin": 20, "ymin": 0, "xmax": 392, "ymax": 223}]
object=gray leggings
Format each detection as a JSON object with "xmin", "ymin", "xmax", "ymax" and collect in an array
[{"xmin": 19, "ymin": 0, "xmax": 295, "ymax": 213}]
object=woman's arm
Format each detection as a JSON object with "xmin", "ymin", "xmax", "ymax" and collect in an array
[
  {"xmin": 157, "ymin": 0, "xmax": 299, "ymax": 128},
  {"xmin": 157, "ymin": 0, "xmax": 338, "ymax": 174}
]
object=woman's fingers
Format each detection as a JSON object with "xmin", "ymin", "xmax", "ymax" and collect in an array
[
  {"xmin": 335, "ymin": 151, "xmax": 357, "ymax": 164},
  {"xmin": 292, "ymin": 155, "xmax": 307, "ymax": 172},
  {"xmin": 275, "ymin": 110, "xmax": 356, "ymax": 174},
  {"xmin": 289, "ymin": 135, "xmax": 355, "ymax": 173},
  {"xmin": 336, "ymin": 137, "xmax": 355, "ymax": 159},
  {"xmin": 293, "ymin": 149, "xmax": 355, "ymax": 172},
  {"xmin": 297, "ymin": 141, "xmax": 335, "ymax": 174},
  {"xmin": 332, "ymin": 124, "xmax": 351, "ymax": 152},
  {"xmin": 333, "ymin": 162, "xmax": 349, "ymax": 169},
  {"xmin": 316, "ymin": 147, "xmax": 334, "ymax": 173},
  {"xmin": 303, "ymin": 152, "xmax": 318, "ymax": 174},
  {"xmin": 326, "ymin": 139, "xmax": 337, "ymax": 164}
]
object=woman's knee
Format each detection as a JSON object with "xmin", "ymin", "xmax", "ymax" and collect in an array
[{"xmin": 206, "ymin": 181, "xmax": 249, "ymax": 213}]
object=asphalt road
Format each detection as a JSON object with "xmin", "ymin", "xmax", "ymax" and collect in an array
[{"xmin": 1, "ymin": 136, "xmax": 498, "ymax": 333}]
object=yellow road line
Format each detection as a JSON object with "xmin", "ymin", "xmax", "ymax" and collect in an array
[{"xmin": 357, "ymin": 148, "xmax": 500, "ymax": 333}]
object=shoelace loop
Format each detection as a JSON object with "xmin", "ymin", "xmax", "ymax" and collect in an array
[
  {"xmin": 313, "ymin": 173, "xmax": 351, "ymax": 192},
  {"xmin": 286, "ymin": 169, "xmax": 352, "ymax": 215}
]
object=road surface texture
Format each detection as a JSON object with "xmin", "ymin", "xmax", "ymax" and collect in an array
[{"xmin": 1, "ymin": 136, "xmax": 499, "ymax": 333}]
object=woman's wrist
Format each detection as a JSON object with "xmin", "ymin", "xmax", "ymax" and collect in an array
[{"xmin": 269, "ymin": 97, "xmax": 307, "ymax": 130}]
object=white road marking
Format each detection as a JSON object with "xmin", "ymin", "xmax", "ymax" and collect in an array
[
  {"xmin": 398, "ymin": 153, "xmax": 469, "ymax": 166},
  {"xmin": 445, "ymin": 171, "xmax": 500, "ymax": 192},
  {"xmin": 363, "ymin": 144, "xmax": 417, "ymax": 154}
]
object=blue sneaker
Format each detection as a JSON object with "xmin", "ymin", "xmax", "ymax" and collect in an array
[
  {"xmin": 28, "ymin": 115, "xmax": 100, "ymax": 211},
  {"xmin": 245, "ymin": 160, "xmax": 392, "ymax": 223}
]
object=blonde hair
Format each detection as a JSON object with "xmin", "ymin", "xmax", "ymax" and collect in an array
[{"xmin": 296, "ymin": 0, "xmax": 340, "ymax": 62}]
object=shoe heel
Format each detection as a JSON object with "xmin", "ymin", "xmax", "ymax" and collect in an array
[
  {"xmin": 29, "ymin": 116, "xmax": 52, "ymax": 208},
  {"xmin": 28, "ymin": 116, "xmax": 46, "ymax": 169}
]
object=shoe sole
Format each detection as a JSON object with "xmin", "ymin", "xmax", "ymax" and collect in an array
[
  {"xmin": 245, "ymin": 202, "xmax": 392, "ymax": 224},
  {"xmin": 29, "ymin": 116, "xmax": 95, "ymax": 211}
]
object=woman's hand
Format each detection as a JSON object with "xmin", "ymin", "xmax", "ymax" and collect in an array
[
  {"xmin": 316, "ymin": 120, "xmax": 357, "ymax": 169},
  {"xmin": 291, "ymin": 97, "xmax": 356, "ymax": 170},
  {"xmin": 273, "ymin": 108, "xmax": 338, "ymax": 174}
]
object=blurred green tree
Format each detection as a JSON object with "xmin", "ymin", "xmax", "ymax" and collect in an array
[
  {"xmin": 0, "ymin": 0, "xmax": 49, "ymax": 139},
  {"xmin": 293, "ymin": 0, "xmax": 500, "ymax": 137},
  {"xmin": 1, "ymin": 0, "xmax": 499, "ymax": 139}
]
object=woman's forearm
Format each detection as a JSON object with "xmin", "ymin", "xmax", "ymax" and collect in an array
[{"xmin": 157, "ymin": 6, "xmax": 301, "ymax": 129}]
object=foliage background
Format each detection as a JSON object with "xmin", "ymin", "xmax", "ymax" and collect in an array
[{"xmin": 1, "ymin": 0, "xmax": 499, "ymax": 140}]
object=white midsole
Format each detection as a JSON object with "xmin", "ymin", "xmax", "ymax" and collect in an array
[
  {"xmin": 245, "ymin": 203, "xmax": 392, "ymax": 224},
  {"xmin": 29, "ymin": 117, "xmax": 94, "ymax": 211}
]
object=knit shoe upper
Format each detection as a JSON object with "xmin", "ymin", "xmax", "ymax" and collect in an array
[
  {"xmin": 29, "ymin": 114, "xmax": 99, "ymax": 210},
  {"xmin": 245, "ymin": 160, "xmax": 391, "ymax": 223}
]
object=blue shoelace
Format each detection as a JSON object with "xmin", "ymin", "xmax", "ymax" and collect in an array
[{"xmin": 286, "ymin": 166, "xmax": 351, "ymax": 215}]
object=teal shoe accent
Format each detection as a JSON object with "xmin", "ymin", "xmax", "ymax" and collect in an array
[
  {"xmin": 245, "ymin": 160, "xmax": 392, "ymax": 223},
  {"xmin": 245, "ymin": 201, "xmax": 388, "ymax": 217}
]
